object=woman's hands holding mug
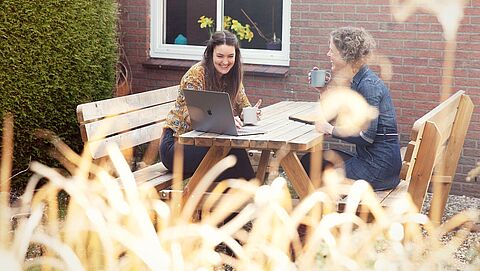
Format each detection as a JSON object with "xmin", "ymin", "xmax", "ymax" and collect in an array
[
  {"xmin": 308, "ymin": 67, "xmax": 331, "ymax": 91},
  {"xmin": 241, "ymin": 99, "xmax": 262, "ymax": 126}
]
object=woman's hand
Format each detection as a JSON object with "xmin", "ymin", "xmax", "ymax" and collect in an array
[
  {"xmin": 254, "ymin": 99, "xmax": 262, "ymax": 120},
  {"xmin": 234, "ymin": 116, "xmax": 243, "ymax": 128},
  {"xmin": 315, "ymin": 119, "xmax": 334, "ymax": 135},
  {"xmin": 308, "ymin": 66, "xmax": 331, "ymax": 91}
]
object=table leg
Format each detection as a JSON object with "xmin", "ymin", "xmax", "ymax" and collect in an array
[
  {"xmin": 280, "ymin": 152, "xmax": 315, "ymax": 199},
  {"xmin": 182, "ymin": 146, "xmax": 231, "ymax": 202},
  {"xmin": 255, "ymin": 150, "xmax": 271, "ymax": 184},
  {"xmin": 309, "ymin": 147, "xmax": 323, "ymax": 188}
]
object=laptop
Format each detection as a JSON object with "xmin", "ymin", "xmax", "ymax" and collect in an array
[{"xmin": 183, "ymin": 89, "xmax": 265, "ymax": 136}]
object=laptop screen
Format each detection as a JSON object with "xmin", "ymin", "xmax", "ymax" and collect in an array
[
  {"xmin": 183, "ymin": 89, "xmax": 238, "ymax": 135},
  {"xmin": 183, "ymin": 89, "xmax": 264, "ymax": 136}
]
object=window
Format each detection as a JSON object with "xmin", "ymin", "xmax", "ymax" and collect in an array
[{"xmin": 151, "ymin": 0, "xmax": 290, "ymax": 66}]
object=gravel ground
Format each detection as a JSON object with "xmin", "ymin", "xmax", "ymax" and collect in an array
[
  {"xmin": 422, "ymin": 193, "xmax": 480, "ymax": 224},
  {"xmin": 421, "ymin": 193, "xmax": 480, "ymax": 265},
  {"xmin": 280, "ymin": 171, "xmax": 480, "ymax": 265}
]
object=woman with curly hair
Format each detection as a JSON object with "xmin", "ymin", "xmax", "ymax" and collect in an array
[{"xmin": 301, "ymin": 26, "xmax": 401, "ymax": 191}]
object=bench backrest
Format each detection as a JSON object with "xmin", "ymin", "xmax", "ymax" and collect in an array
[
  {"xmin": 394, "ymin": 90, "xmax": 473, "ymax": 219},
  {"xmin": 76, "ymin": 85, "xmax": 179, "ymax": 159}
]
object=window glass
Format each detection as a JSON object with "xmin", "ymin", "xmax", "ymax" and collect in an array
[
  {"xmin": 165, "ymin": 0, "xmax": 216, "ymax": 46},
  {"xmin": 225, "ymin": 0, "xmax": 282, "ymax": 50}
]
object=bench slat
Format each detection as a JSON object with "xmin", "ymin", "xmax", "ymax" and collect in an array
[
  {"xmin": 402, "ymin": 141, "xmax": 415, "ymax": 162},
  {"xmin": 86, "ymin": 122, "xmax": 165, "ymax": 159},
  {"xmin": 406, "ymin": 121, "xmax": 441, "ymax": 210},
  {"xmin": 399, "ymin": 141, "xmax": 416, "ymax": 180},
  {"xmin": 134, "ymin": 162, "xmax": 173, "ymax": 190},
  {"xmin": 81, "ymin": 101, "xmax": 174, "ymax": 141},
  {"xmin": 77, "ymin": 85, "xmax": 179, "ymax": 123},
  {"xmin": 410, "ymin": 90, "xmax": 463, "ymax": 140},
  {"xmin": 378, "ymin": 180, "xmax": 409, "ymax": 206}
]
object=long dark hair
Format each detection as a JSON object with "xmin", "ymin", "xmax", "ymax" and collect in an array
[{"xmin": 202, "ymin": 30, "xmax": 243, "ymax": 104}]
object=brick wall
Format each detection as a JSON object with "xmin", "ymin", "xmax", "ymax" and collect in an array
[{"xmin": 118, "ymin": 0, "xmax": 480, "ymax": 197}]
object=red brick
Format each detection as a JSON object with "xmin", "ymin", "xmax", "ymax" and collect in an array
[
  {"xmin": 346, "ymin": 0, "xmax": 368, "ymax": 3},
  {"xmin": 415, "ymin": 67, "xmax": 442, "ymax": 76},
  {"xmin": 464, "ymin": 6, "xmax": 480, "ymax": 15},
  {"xmin": 368, "ymin": 0, "xmax": 389, "ymax": 5},
  {"xmin": 291, "ymin": 5, "xmax": 309, "ymax": 12},
  {"xmin": 355, "ymin": 5, "xmax": 380, "ymax": 13},
  {"xmin": 417, "ymin": 14, "xmax": 439, "ymax": 24},
  {"xmin": 367, "ymin": 14, "xmax": 393, "ymax": 22},
  {"xmin": 344, "ymin": 13, "xmax": 366, "ymax": 21},
  {"xmin": 321, "ymin": 13, "xmax": 344, "ymax": 20},
  {"xmin": 404, "ymin": 40, "xmax": 430, "ymax": 49},
  {"xmin": 416, "ymin": 50, "xmax": 443, "ymax": 58},
  {"xmin": 309, "ymin": 5, "xmax": 333, "ymax": 12},
  {"xmin": 328, "ymin": 5, "xmax": 352, "ymax": 13}
]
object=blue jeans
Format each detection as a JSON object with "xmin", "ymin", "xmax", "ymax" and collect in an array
[{"xmin": 300, "ymin": 141, "xmax": 400, "ymax": 191}]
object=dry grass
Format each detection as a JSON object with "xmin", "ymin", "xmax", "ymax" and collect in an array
[{"xmin": 0, "ymin": 134, "xmax": 478, "ymax": 270}]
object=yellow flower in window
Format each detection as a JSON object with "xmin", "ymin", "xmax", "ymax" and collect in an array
[
  {"xmin": 230, "ymin": 19, "xmax": 241, "ymax": 33},
  {"xmin": 198, "ymin": 15, "xmax": 215, "ymax": 36},
  {"xmin": 244, "ymin": 25, "xmax": 254, "ymax": 41},
  {"xmin": 198, "ymin": 15, "xmax": 253, "ymax": 42},
  {"xmin": 224, "ymin": 16, "xmax": 232, "ymax": 29},
  {"xmin": 198, "ymin": 15, "xmax": 214, "ymax": 29}
]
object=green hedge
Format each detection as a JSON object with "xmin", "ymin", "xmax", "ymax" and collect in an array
[{"xmin": 0, "ymin": 0, "xmax": 118, "ymax": 191}]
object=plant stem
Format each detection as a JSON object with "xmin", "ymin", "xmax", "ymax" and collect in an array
[{"xmin": 240, "ymin": 9, "xmax": 269, "ymax": 42}]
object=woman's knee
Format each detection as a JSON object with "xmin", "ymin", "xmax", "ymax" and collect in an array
[
  {"xmin": 229, "ymin": 149, "xmax": 251, "ymax": 164},
  {"xmin": 226, "ymin": 149, "xmax": 254, "ymax": 179}
]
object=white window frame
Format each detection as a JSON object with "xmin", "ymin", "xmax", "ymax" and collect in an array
[{"xmin": 150, "ymin": 0, "xmax": 291, "ymax": 66}]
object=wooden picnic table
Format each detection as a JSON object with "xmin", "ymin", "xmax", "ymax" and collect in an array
[{"xmin": 179, "ymin": 101, "xmax": 322, "ymax": 201}]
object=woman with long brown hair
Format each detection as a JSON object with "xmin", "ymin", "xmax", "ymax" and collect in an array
[{"xmin": 160, "ymin": 30, "xmax": 256, "ymax": 180}]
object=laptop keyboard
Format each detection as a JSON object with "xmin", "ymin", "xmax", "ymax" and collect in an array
[{"xmin": 237, "ymin": 126, "xmax": 265, "ymax": 136}]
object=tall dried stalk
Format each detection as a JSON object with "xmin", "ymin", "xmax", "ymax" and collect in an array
[
  {"xmin": 0, "ymin": 113, "xmax": 13, "ymax": 248},
  {"xmin": 0, "ymin": 128, "xmax": 478, "ymax": 270}
]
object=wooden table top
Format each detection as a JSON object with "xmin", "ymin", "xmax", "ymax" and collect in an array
[{"xmin": 179, "ymin": 101, "xmax": 322, "ymax": 152}]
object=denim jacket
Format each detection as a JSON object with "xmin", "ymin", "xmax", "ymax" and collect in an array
[{"xmin": 332, "ymin": 65, "xmax": 401, "ymax": 190}]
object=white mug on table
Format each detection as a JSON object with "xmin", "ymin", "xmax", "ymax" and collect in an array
[
  {"xmin": 243, "ymin": 99, "xmax": 262, "ymax": 125},
  {"xmin": 243, "ymin": 106, "xmax": 258, "ymax": 125}
]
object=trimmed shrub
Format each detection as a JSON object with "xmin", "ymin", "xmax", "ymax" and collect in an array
[{"xmin": 0, "ymin": 0, "xmax": 118, "ymax": 191}]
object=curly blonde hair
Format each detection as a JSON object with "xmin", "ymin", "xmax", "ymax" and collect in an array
[{"xmin": 330, "ymin": 27, "xmax": 376, "ymax": 64}]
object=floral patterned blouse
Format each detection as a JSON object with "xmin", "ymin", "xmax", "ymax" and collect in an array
[{"xmin": 164, "ymin": 62, "xmax": 251, "ymax": 136}]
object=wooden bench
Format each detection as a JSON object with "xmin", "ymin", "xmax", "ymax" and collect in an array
[
  {"xmin": 341, "ymin": 90, "xmax": 473, "ymax": 223},
  {"xmin": 76, "ymin": 85, "xmax": 179, "ymax": 190}
]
